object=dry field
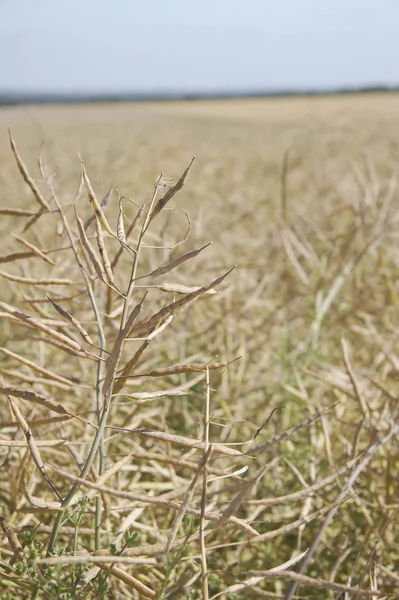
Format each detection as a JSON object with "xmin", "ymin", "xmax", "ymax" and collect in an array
[{"xmin": 1, "ymin": 94, "xmax": 399, "ymax": 599}]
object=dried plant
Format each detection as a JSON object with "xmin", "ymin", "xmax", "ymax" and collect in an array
[{"xmin": 1, "ymin": 95, "xmax": 399, "ymax": 599}]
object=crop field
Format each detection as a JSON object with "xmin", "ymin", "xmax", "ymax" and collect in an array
[{"xmin": 0, "ymin": 93, "xmax": 399, "ymax": 599}]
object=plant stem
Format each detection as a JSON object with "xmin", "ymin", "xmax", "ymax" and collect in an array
[{"xmin": 46, "ymin": 192, "xmax": 106, "ymax": 555}]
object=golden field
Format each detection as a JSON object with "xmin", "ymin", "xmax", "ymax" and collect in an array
[{"xmin": 0, "ymin": 94, "xmax": 399, "ymax": 599}]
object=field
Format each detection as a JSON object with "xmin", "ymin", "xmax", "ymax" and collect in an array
[{"xmin": 1, "ymin": 94, "xmax": 399, "ymax": 599}]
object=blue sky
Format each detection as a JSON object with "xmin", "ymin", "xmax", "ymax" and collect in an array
[{"xmin": 0, "ymin": 0, "xmax": 398, "ymax": 93}]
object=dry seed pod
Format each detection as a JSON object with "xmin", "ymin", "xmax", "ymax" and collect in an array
[
  {"xmin": 149, "ymin": 157, "xmax": 195, "ymax": 224},
  {"xmin": 95, "ymin": 217, "xmax": 115, "ymax": 286},
  {"xmin": 75, "ymin": 169, "xmax": 85, "ymax": 202},
  {"xmin": 108, "ymin": 190, "xmax": 137, "ymax": 258},
  {"xmin": 81, "ymin": 161, "xmax": 114, "ymax": 236},
  {"xmin": 25, "ymin": 491, "xmax": 61, "ymax": 511},
  {"xmin": 84, "ymin": 186, "xmax": 114, "ymax": 231},
  {"xmin": 215, "ymin": 464, "xmax": 271, "ymax": 528},
  {"xmin": 0, "ymin": 271, "xmax": 74, "ymax": 286},
  {"xmin": 130, "ymin": 266, "xmax": 235, "ymax": 336},
  {"xmin": 8, "ymin": 130, "xmax": 51, "ymax": 211},
  {"xmin": 112, "ymin": 316, "xmax": 173, "ymax": 397},
  {"xmin": 0, "ymin": 251, "xmax": 38, "ymax": 264},
  {"xmin": 137, "ymin": 242, "xmax": 211, "ymax": 280},
  {"xmin": 75, "ymin": 208, "xmax": 124, "ymax": 296},
  {"xmin": 112, "ymin": 339, "xmax": 151, "ymax": 396},
  {"xmin": 116, "ymin": 197, "xmax": 126, "ymax": 244},
  {"xmin": 0, "ymin": 347, "xmax": 75, "ymax": 386},
  {"xmin": 111, "ymin": 202, "xmax": 142, "ymax": 269},
  {"xmin": 1, "ymin": 386, "xmax": 71, "ymax": 415},
  {"xmin": 102, "ymin": 295, "xmax": 146, "ymax": 399},
  {"xmin": 0, "ymin": 517, "xmax": 24, "ymax": 559},
  {"xmin": 75, "ymin": 208, "xmax": 106, "ymax": 280},
  {"xmin": 114, "ymin": 428, "xmax": 243, "ymax": 457},
  {"xmin": 22, "ymin": 208, "xmax": 47, "ymax": 234},
  {"xmin": 1, "ymin": 368, "xmax": 73, "ymax": 391},
  {"xmin": 46, "ymin": 295, "xmax": 94, "ymax": 346},
  {"xmin": 0, "ymin": 386, "xmax": 93, "ymax": 427},
  {"xmin": 8, "ymin": 398, "xmax": 63, "ymax": 501},
  {"xmin": 130, "ymin": 356, "xmax": 240, "ymax": 379},
  {"xmin": 156, "ymin": 283, "xmax": 218, "ymax": 295},
  {"xmin": 0, "ymin": 301, "xmax": 83, "ymax": 353},
  {"xmin": 0, "ymin": 208, "xmax": 36, "ymax": 217},
  {"xmin": 101, "ymin": 567, "xmax": 155, "ymax": 599},
  {"xmin": 10, "ymin": 232, "xmax": 55, "ymax": 265}
]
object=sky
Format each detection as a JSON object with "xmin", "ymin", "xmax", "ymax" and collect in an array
[{"xmin": 0, "ymin": 0, "xmax": 398, "ymax": 94}]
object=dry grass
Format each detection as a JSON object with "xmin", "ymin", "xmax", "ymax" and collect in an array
[{"xmin": 0, "ymin": 94, "xmax": 399, "ymax": 599}]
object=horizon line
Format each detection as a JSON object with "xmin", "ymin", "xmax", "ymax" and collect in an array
[{"xmin": 0, "ymin": 84, "xmax": 398, "ymax": 107}]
